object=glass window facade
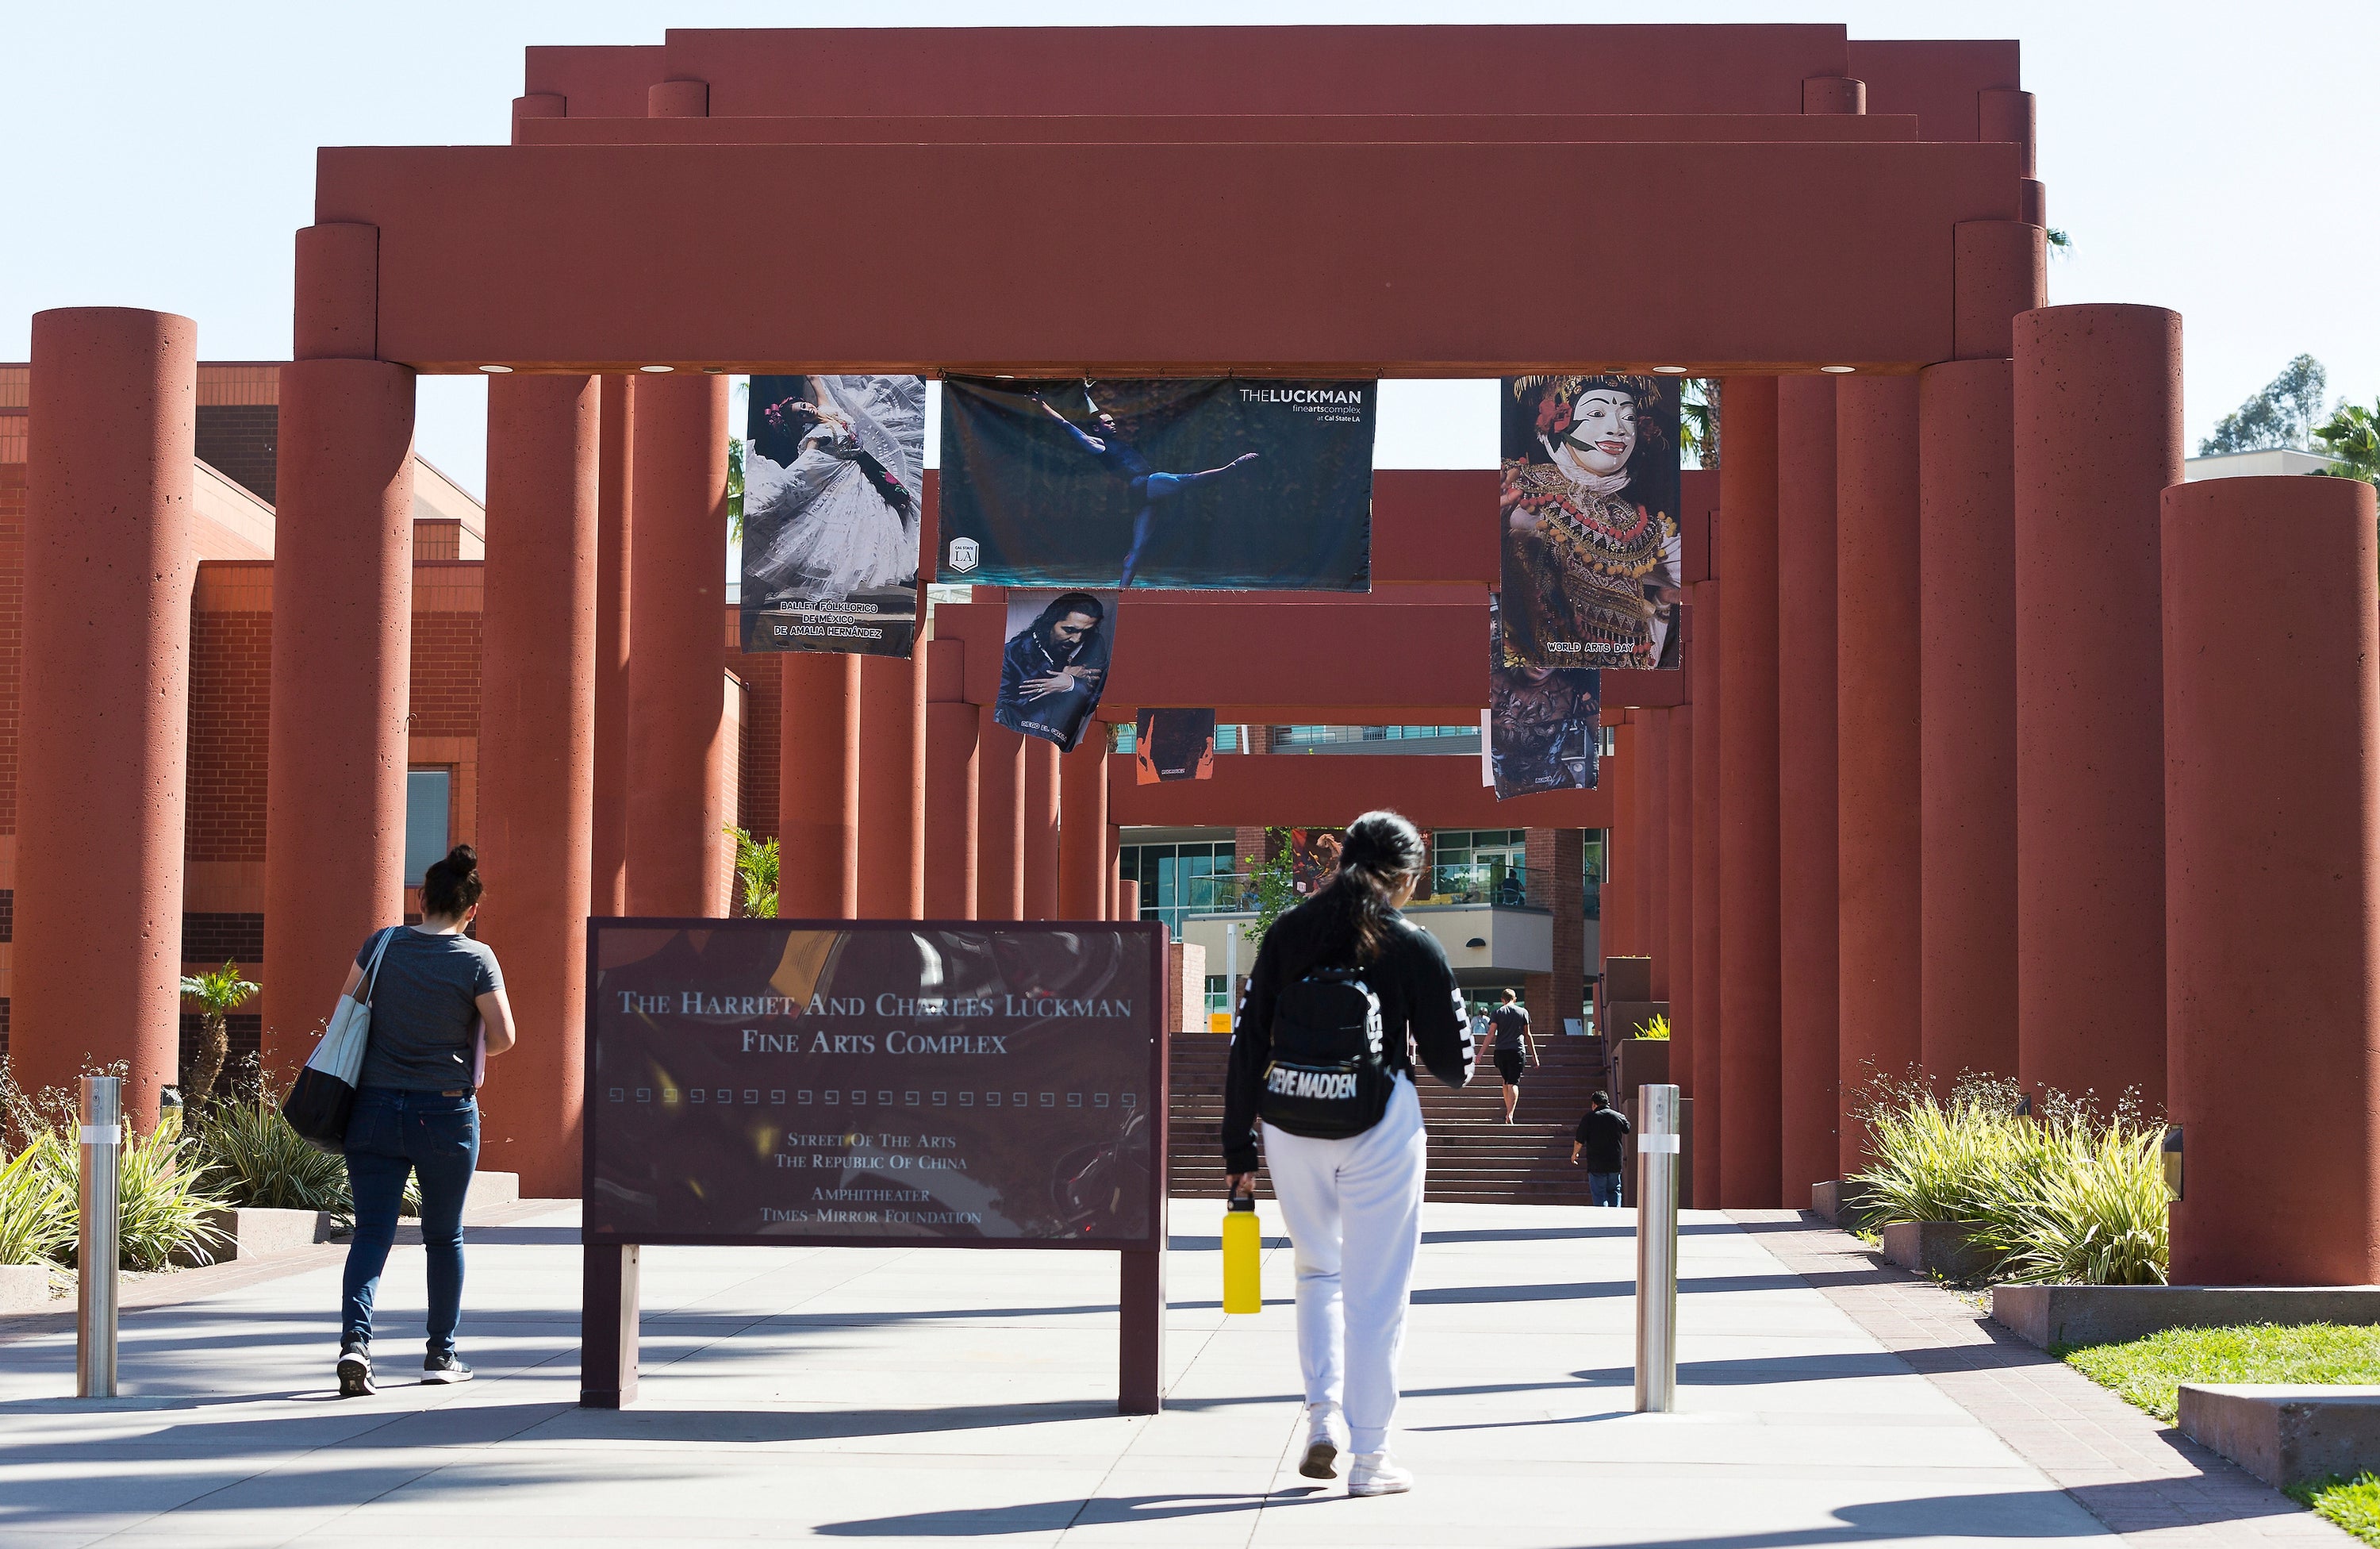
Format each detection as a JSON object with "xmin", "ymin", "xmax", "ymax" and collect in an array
[
  {"xmin": 403, "ymin": 768, "xmax": 452, "ymax": 886},
  {"xmin": 1429, "ymin": 828, "xmax": 1528, "ymax": 905},
  {"xmin": 1119, "ymin": 840, "xmax": 1239, "ymax": 935}
]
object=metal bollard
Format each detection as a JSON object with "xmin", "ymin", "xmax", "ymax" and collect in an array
[
  {"xmin": 1633, "ymin": 1082, "xmax": 1680, "ymax": 1413},
  {"xmin": 78, "ymin": 1076, "xmax": 122, "ymax": 1399}
]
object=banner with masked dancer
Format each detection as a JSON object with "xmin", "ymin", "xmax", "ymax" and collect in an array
[
  {"xmin": 1499, "ymin": 375, "xmax": 1682, "ymax": 671},
  {"xmin": 1134, "ymin": 709, "xmax": 1216, "ymax": 783},
  {"xmin": 1489, "ymin": 591, "xmax": 1601, "ymax": 799},
  {"xmin": 995, "ymin": 590, "xmax": 1119, "ymax": 753},
  {"xmin": 739, "ymin": 375, "xmax": 926, "ymax": 657},
  {"xmin": 939, "ymin": 377, "xmax": 1375, "ymax": 592}
]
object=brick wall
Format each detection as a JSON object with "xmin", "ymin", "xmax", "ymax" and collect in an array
[
  {"xmin": 409, "ymin": 611, "xmax": 482, "ymax": 739},
  {"xmin": 178, "ymin": 1011, "xmax": 263, "ymax": 1087},
  {"xmin": 1524, "ymin": 828, "xmax": 1587, "ymax": 1040},
  {"xmin": 734, "ymin": 650, "xmax": 782, "ymax": 842},
  {"xmin": 182, "ymin": 912, "xmax": 265, "ymax": 961},
  {"xmin": 0, "ymin": 461, "xmax": 23, "ymax": 839},
  {"xmin": 186, "ymin": 606, "xmax": 272, "ymax": 862},
  {"xmin": 194, "ymin": 404, "xmax": 278, "ymax": 505}
]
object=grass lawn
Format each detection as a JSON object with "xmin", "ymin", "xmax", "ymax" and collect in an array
[{"xmin": 2060, "ymin": 1323, "xmax": 2380, "ymax": 1546}]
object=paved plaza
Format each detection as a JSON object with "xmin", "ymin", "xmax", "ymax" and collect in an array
[{"xmin": 0, "ymin": 1201, "xmax": 2341, "ymax": 1547}]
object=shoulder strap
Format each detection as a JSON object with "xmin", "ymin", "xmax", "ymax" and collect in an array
[{"xmin": 357, "ymin": 927, "xmax": 399, "ymax": 1007}]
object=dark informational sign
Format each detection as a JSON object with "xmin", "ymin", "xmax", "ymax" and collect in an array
[
  {"xmin": 739, "ymin": 374, "xmax": 926, "ymax": 657},
  {"xmin": 1499, "ymin": 375, "xmax": 1683, "ymax": 671},
  {"xmin": 939, "ymin": 376, "xmax": 1376, "ymax": 592},
  {"xmin": 585, "ymin": 920, "xmax": 1165, "ymax": 1249},
  {"xmin": 1135, "ymin": 709, "xmax": 1216, "ymax": 783},
  {"xmin": 1488, "ymin": 591, "xmax": 1601, "ymax": 799}
]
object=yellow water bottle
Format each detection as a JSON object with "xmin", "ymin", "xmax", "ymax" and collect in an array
[{"xmin": 1222, "ymin": 1193, "xmax": 1262, "ymax": 1314}]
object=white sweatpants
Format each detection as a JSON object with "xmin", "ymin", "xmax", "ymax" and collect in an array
[{"xmin": 1261, "ymin": 1075, "xmax": 1428, "ymax": 1455}]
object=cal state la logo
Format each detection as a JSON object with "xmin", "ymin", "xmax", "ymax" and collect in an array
[{"xmin": 946, "ymin": 536, "xmax": 980, "ymax": 573}]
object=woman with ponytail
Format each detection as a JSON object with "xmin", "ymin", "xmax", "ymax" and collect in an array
[
  {"xmin": 328, "ymin": 844, "xmax": 518, "ymax": 1397},
  {"xmin": 1221, "ymin": 811, "xmax": 1474, "ymax": 1495}
]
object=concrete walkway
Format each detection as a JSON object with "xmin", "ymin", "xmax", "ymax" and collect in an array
[{"xmin": 0, "ymin": 1201, "xmax": 2217, "ymax": 1547}]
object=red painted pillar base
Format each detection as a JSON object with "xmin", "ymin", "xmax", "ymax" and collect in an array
[
  {"xmin": 15, "ymin": 309, "xmax": 197, "ymax": 1127},
  {"xmin": 778, "ymin": 654, "xmax": 860, "ymax": 918},
  {"xmin": 1688, "ymin": 581, "xmax": 1723, "ymax": 1207},
  {"xmin": 1059, "ymin": 735, "xmax": 1111, "ymax": 920},
  {"xmin": 976, "ymin": 713, "xmax": 1027, "ymax": 921},
  {"xmin": 923, "ymin": 640, "xmax": 979, "ymax": 920},
  {"xmin": 2164, "ymin": 475, "xmax": 2380, "ymax": 1286},
  {"xmin": 1023, "ymin": 738, "xmax": 1061, "ymax": 919}
]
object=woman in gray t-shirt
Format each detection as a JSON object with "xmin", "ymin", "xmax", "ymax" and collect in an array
[{"xmin": 331, "ymin": 844, "xmax": 517, "ymax": 1398}]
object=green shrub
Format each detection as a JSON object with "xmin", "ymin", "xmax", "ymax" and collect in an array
[
  {"xmin": 1632, "ymin": 1013, "xmax": 1671, "ymax": 1040},
  {"xmin": 193, "ymin": 1094, "xmax": 353, "ymax": 1215},
  {"xmin": 0, "ymin": 1139, "xmax": 75, "ymax": 1265},
  {"xmin": 1851, "ymin": 1072, "xmax": 2028, "ymax": 1228},
  {"xmin": 32, "ymin": 1117, "xmax": 230, "ymax": 1271}
]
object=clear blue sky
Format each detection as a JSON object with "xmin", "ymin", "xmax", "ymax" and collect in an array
[{"xmin": 5, "ymin": 2, "xmax": 2371, "ymax": 498}]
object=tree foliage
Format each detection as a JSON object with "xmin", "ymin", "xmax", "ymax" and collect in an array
[
  {"xmin": 1243, "ymin": 827, "xmax": 1303, "ymax": 952},
  {"xmin": 2201, "ymin": 354, "xmax": 2330, "ymax": 455},
  {"xmin": 2313, "ymin": 399, "xmax": 2380, "ymax": 487},
  {"xmin": 725, "ymin": 825, "xmax": 779, "ymax": 918}
]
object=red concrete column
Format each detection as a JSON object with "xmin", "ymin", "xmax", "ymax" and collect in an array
[
  {"xmin": 1059, "ymin": 734, "xmax": 1111, "ymax": 919},
  {"xmin": 923, "ymin": 640, "xmax": 980, "ymax": 920},
  {"xmin": 856, "ymin": 655, "xmax": 926, "ymax": 919},
  {"xmin": 476, "ymin": 374, "xmax": 598, "ymax": 1196},
  {"xmin": 1718, "ymin": 377, "xmax": 1783, "ymax": 1207},
  {"xmin": 1776, "ymin": 375, "xmax": 1841, "ymax": 1199},
  {"xmin": 591, "ymin": 375, "xmax": 634, "ymax": 916},
  {"xmin": 1689, "ymin": 580, "xmax": 1723, "ymax": 1205},
  {"xmin": 1919, "ymin": 359, "xmax": 2020, "ymax": 1086},
  {"xmin": 626, "ymin": 373, "xmax": 731, "ymax": 917},
  {"xmin": 2164, "ymin": 475, "xmax": 2380, "ymax": 1286},
  {"xmin": 1605, "ymin": 721, "xmax": 1637, "ymax": 959},
  {"xmin": 263, "ymin": 344, "xmax": 415, "ymax": 1075},
  {"xmin": 975, "ymin": 713, "xmax": 1027, "ymax": 920},
  {"xmin": 1644, "ymin": 711, "xmax": 1672, "ymax": 1001},
  {"xmin": 1665, "ymin": 701, "xmax": 1696, "ymax": 1097},
  {"xmin": 13, "ymin": 309, "xmax": 196, "ymax": 1126},
  {"xmin": 778, "ymin": 653, "xmax": 860, "ymax": 917},
  {"xmin": 1023, "ymin": 737, "xmax": 1061, "ymax": 918},
  {"xmin": 1836, "ymin": 374, "xmax": 1923, "ymax": 1174},
  {"xmin": 2015, "ymin": 306, "xmax": 2182, "ymax": 1110}
]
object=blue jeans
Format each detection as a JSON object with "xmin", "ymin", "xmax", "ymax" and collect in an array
[
  {"xmin": 1587, "ymin": 1170, "xmax": 1623, "ymax": 1209},
  {"xmin": 342, "ymin": 1086, "xmax": 479, "ymax": 1355}
]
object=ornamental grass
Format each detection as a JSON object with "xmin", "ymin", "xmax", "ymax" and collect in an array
[{"xmin": 1849, "ymin": 1070, "xmax": 2170, "ymax": 1286}]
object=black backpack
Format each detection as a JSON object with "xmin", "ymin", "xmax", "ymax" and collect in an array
[{"xmin": 1258, "ymin": 968, "xmax": 1396, "ymax": 1140}]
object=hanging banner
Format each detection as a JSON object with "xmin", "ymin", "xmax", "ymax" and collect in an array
[
  {"xmin": 1489, "ymin": 591, "xmax": 1602, "ymax": 800},
  {"xmin": 939, "ymin": 377, "xmax": 1376, "ymax": 592},
  {"xmin": 740, "ymin": 375, "xmax": 926, "ymax": 657},
  {"xmin": 995, "ymin": 590, "xmax": 1119, "ymax": 754},
  {"xmin": 1499, "ymin": 375, "xmax": 1683, "ymax": 671},
  {"xmin": 1134, "ymin": 709, "xmax": 1216, "ymax": 784}
]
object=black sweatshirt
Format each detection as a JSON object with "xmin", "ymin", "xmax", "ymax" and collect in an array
[
  {"xmin": 1221, "ymin": 897, "xmax": 1475, "ymax": 1174},
  {"xmin": 1575, "ymin": 1105, "xmax": 1632, "ymax": 1172}
]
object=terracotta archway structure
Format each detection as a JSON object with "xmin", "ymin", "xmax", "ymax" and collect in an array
[{"xmin": 20, "ymin": 25, "xmax": 2375, "ymax": 1282}]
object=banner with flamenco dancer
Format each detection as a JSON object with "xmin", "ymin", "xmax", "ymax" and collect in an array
[
  {"xmin": 1488, "ymin": 591, "xmax": 1600, "ymax": 800},
  {"xmin": 1499, "ymin": 375, "xmax": 1683, "ymax": 671},
  {"xmin": 995, "ymin": 590, "xmax": 1120, "ymax": 754},
  {"xmin": 739, "ymin": 375, "xmax": 926, "ymax": 657},
  {"xmin": 939, "ymin": 377, "xmax": 1375, "ymax": 592}
]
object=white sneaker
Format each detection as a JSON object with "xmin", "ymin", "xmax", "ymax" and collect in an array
[
  {"xmin": 1348, "ymin": 1451, "xmax": 1415, "ymax": 1496},
  {"xmin": 1299, "ymin": 1401, "xmax": 1348, "ymax": 1478}
]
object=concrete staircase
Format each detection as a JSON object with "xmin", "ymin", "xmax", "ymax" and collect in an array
[{"xmin": 1166, "ymin": 1032, "xmax": 1611, "ymax": 1205}]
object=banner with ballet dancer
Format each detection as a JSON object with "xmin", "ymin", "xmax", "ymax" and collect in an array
[
  {"xmin": 939, "ymin": 377, "xmax": 1376, "ymax": 592},
  {"xmin": 1488, "ymin": 592, "xmax": 1600, "ymax": 800},
  {"xmin": 1499, "ymin": 375, "xmax": 1683, "ymax": 671},
  {"xmin": 1134, "ymin": 709, "xmax": 1216, "ymax": 784},
  {"xmin": 995, "ymin": 590, "xmax": 1120, "ymax": 754},
  {"xmin": 739, "ymin": 375, "xmax": 927, "ymax": 657}
]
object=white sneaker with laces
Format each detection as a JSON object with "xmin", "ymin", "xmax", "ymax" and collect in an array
[
  {"xmin": 1299, "ymin": 1401, "xmax": 1349, "ymax": 1478},
  {"xmin": 1347, "ymin": 1451, "xmax": 1415, "ymax": 1496}
]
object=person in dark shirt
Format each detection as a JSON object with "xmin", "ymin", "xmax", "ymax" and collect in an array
[
  {"xmin": 1572, "ymin": 1090, "xmax": 1632, "ymax": 1209},
  {"xmin": 1035, "ymin": 386, "xmax": 1259, "ymax": 589},
  {"xmin": 1223, "ymin": 811, "xmax": 1472, "ymax": 1497},
  {"xmin": 329, "ymin": 846, "xmax": 517, "ymax": 1399},
  {"xmin": 1487, "ymin": 988, "xmax": 1535, "ymax": 1124}
]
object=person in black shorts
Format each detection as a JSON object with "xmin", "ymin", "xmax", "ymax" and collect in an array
[{"xmin": 1487, "ymin": 988, "xmax": 1534, "ymax": 1124}]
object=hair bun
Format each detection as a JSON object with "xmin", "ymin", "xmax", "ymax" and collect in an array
[{"xmin": 444, "ymin": 844, "xmax": 478, "ymax": 876}]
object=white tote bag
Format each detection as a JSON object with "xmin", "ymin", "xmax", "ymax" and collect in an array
[{"xmin": 309, "ymin": 926, "xmax": 397, "ymax": 1085}]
